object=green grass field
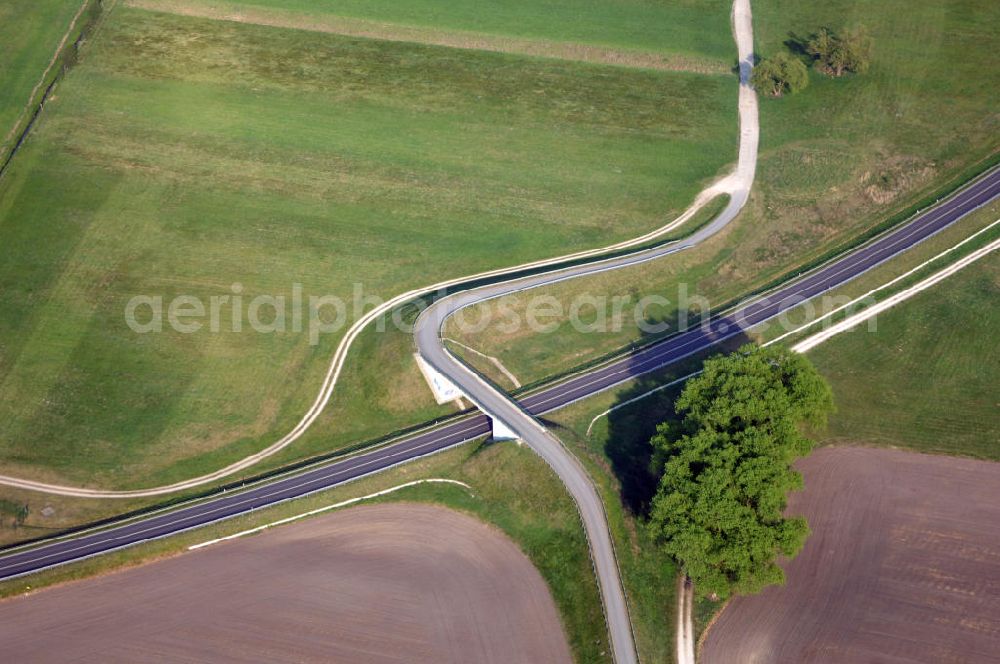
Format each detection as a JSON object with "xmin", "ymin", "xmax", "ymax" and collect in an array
[
  {"xmin": 134, "ymin": 0, "xmax": 734, "ymax": 66},
  {"xmin": 809, "ymin": 254, "xmax": 1000, "ymax": 459},
  {"xmin": 0, "ymin": 0, "xmax": 87, "ymax": 159},
  {"xmin": 0, "ymin": 4, "xmax": 736, "ymax": 489},
  {"xmin": 448, "ymin": 0, "xmax": 1000, "ymax": 385}
]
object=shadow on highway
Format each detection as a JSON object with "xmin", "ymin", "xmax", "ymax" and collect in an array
[{"xmin": 603, "ymin": 327, "xmax": 754, "ymax": 517}]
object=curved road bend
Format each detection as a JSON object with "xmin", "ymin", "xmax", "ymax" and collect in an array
[
  {"xmin": 415, "ymin": 157, "xmax": 999, "ymax": 664},
  {"xmin": 0, "ymin": 162, "xmax": 996, "ymax": 594},
  {"xmin": 0, "ymin": 0, "xmax": 758, "ymax": 501},
  {"xmin": 413, "ymin": 3, "xmax": 754, "ymax": 660}
]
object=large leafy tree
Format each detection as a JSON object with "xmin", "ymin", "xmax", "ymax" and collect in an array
[
  {"xmin": 648, "ymin": 344, "xmax": 833, "ymax": 599},
  {"xmin": 806, "ymin": 27, "xmax": 872, "ymax": 77},
  {"xmin": 750, "ymin": 52, "xmax": 809, "ymax": 97}
]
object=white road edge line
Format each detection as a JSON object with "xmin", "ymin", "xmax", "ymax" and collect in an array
[
  {"xmin": 583, "ymin": 218, "xmax": 1000, "ymax": 434},
  {"xmin": 584, "ymin": 372, "xmax": 700, "ymax": 437},
  {"xmin": 792, "ymin": 233, "xmax": 1000, "ymax": 352},
  {"xmin": 187, "ymin": 478, "xmax": 472, "ymax": 551},
  {"xmin": 770, "ymin": 216, "xmax": 1000, "ymax": 346}
]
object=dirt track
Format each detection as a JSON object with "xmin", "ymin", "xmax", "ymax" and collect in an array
[
  {"xmin": 702, "ymin": 446, "xmax": 1000, "ymax": 663},
  {"xmin": 0, "ymin": 503, "xmax": 572, "ymax": 663}
]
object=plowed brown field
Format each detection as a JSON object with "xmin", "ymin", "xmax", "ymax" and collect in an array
[
  {"xmin": 0, "ymin": 503, "xmax": 572, "ymax": 663},
  {"xmin": 702, "ymin": 446, "xmax": 1000, "ymax": 664}
]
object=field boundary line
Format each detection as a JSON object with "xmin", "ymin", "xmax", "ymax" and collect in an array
[
  {"xmin": 187, "ymin": 478, "xmax": 472, "ymax": 550},
  {"xmin": 768, "ymin": 216, "xmax": 1000, "ymax": 346},
  {"xmin": 125, "ymin": 0, "xmax": 728, "ymax": 74},
  {"xmin": 3, "ymin": 0, "xmax": 100, "ymax": 162}
]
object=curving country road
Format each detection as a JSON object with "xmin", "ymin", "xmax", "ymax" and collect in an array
[
  {"xmin": 0, "ymin": 0, "xmax": 754, "ymax": 500},
  {"xmin": 411, "ymin": 3, "xmax": 757, "ymax": 658},
  {"xmin": 0, "ymin": 157, "xmax": 996, "ymax": 599},
  {"xmin": 2, "ymin": 3, "xmax": 757, "ymax": 659},
  {"xmin": 0, "ymin": 0, "xmax": 997, "ymax": 656}
]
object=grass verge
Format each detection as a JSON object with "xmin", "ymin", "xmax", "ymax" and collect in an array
[
  {"xmin": 807, "ymin": 253, "xmax": 999, "ymax": 458},
  {"xmin": 0, "ymin": 0, "xmax": 100, "ymax": 166}
]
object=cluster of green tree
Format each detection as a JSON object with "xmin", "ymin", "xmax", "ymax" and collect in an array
[
  {"xmin": 750, "ymin": 52, "xmax": 809, "ymax": 97},
  {"xmin": 751, "ymin": 27, "xmax": 872, "ymax": 97},
  {"xmin": 806, "ymin": 27, "xmax": 873, "ymax": 77},
  {"xmin": 648, "ymin": 345, "xmax": 833, "ymax": 599}
]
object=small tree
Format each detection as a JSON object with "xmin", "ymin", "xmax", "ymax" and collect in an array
[
  {"xmin": 807, "ymin": 27, "xmax": 872, "ymax": 77},
  {"xmin": 750, "ymin": 52, "xmax": 809, "ymax": 97},
  {"xmin": 648, "ymin": 344, "xmax": 833, "ymax": 599}
]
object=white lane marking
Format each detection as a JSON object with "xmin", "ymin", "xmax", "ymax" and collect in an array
[
  {"xmin": 188, "ymin": 478, "xmax": 473, "ymax": 550},
  {"xmin": 768, "ymin": 217, "xmax": 1000, "ymax": 346},
  {"xmin": 0, "ymin": 420, "xmax": 488, "ymax": 573},
  {"xmin": 584, "ymin": 372, "xmax": 700, "ymax": 437},
  {"xmin": 793, "ymin": 235, "xmax": 1000, "ymax": 352}
]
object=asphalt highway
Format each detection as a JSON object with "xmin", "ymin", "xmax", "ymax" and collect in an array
[{"xmin": 0, "ymin": 164, "xmax": 995, "ymax": 585}]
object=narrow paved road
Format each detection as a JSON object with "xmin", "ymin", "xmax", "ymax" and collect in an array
[
  {"xmin": 0, "ymin": 0, "xmax": 757, "ymax": 500},
  {"xmin": 412, "ymin": 3, "xmax": 757, "ymax": 660},
  {"xmin": 677, "ymin": 576, "xmax": 695, "ymax": 664},
  {"xmin": 0, "ymin": 164, "xmax": 996, "ymax": 589}
]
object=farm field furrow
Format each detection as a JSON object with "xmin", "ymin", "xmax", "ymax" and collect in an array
[
  {"xmin": 0, "ymin": 503, "xmax": 573, "ymax": 663},
  {"xmin": 701, "ymin": 446, "xmax": 1000, "ymax": 663}
]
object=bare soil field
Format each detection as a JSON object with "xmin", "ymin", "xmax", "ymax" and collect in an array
[
  {"xmin": 701, "ymin": 446, "xmax": 1000, "ymax": 664},
  {"xmin": 0, "ymin": 503, "xmax": 572, "ymax": 663}
]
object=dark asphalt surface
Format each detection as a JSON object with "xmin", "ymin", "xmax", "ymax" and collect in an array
[{"xmin": 0, "ymin": 165, "xmax": 996, "ymax": 582}]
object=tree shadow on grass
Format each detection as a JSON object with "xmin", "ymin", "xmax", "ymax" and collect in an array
[
  {"xmin": 784, "ymin": 31, "xmax": 812, "ymax": 57},
  {"xmin": 600, "ymin": 322, "xmax": 755, "ymax": 516}
]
